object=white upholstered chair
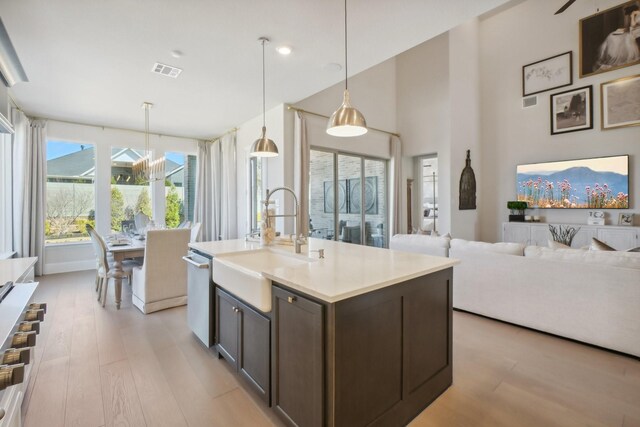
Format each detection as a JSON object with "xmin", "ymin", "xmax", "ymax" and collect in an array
[
  {"xmin": 134, "ymin": 212, "xmax": 150, "ymax": 232},
  {"xmin": 190, "ymin": 222, "xmax": 201, "ymax": 242},
  {"xmin": 131, "ymin": 228, "xmax": 190, "ymax": 314}
]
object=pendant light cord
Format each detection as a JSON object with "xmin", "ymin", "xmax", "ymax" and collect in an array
[
  {"xmin": 262, "ymin": 39, "xmax": 266, "ymax": 128},
  {"xmin": 344, "ymin": 0, "xmax": 348, "ymax": 91}
]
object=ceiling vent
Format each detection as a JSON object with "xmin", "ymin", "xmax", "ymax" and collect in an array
[{"xmin": 151, "ymin": 62, "xmax": 182, "ymax": 78}]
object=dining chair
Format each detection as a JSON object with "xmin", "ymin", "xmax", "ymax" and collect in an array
[
  {"xmin": 178, "ymin": 220, "xmax": 192, "ymax": 229},
  {"xmin": 190, "ymin": 222, "xmax": 201, "ymax": 242},
  {"xmin": 86, "ymin": 224, "xmax": 138, "ymax": 306},
  {"xmin": 134, "ymin": 212, "xmax": 150, "ymax": 232},
  {"xmin": 131, "ymin": 228, "xmax": 190, "ymax": 314}
]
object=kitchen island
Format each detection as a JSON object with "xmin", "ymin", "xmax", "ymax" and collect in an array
[{"xmin": 189, "ymin": 238, "xmax": 458, "ymax": 427}]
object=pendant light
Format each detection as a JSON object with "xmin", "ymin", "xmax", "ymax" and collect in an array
[
  {"xmin": 132, "ymin": 102, "xmax": 165, "ymax": 181},
  {"xmin": 250, "ymin": 37, "xmax": 279, "ymax": 157},
  {"xmin": 326, "ymin": 0, "xmax": 367, "ymax": 137}
]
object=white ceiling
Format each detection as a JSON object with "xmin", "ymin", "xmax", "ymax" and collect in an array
[{"xmin": 1, "ymin": 0, "xmax": 511, "ymax": 140}]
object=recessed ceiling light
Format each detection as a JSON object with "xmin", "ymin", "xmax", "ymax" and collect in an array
[
  {"xmin": 323, "ymin": 63, "xmax": 342, "ymax": 72},
  {"xmin": 171, "ymin": 50, "xmax": 183, "ymax": 58},
  {"xmin": 276, "ymin": 46, "xmax": 292, "ymax": 55}
]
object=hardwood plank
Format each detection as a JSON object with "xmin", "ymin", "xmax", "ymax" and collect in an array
[
  {"xmin": 119, "ymin": 327, "xmax": 188, "ymax": 427},
  {"xmin": 24, "ymin": 356, "xmax": 70, "ymax": 427},
  {"xmin": 64, "ymin": 314, "xmax": 105, "ymax": 427},
  {"xmin": 100, "ymin": 359, "xmax": 146, "ymax": 427}
]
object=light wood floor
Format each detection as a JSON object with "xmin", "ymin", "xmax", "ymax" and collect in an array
[{"xmin": 23, "ymin": 271, "xmax": 640, "ymax": 427}]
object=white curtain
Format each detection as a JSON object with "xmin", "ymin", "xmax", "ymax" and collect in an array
[
  {"xmin": 11, "ymin": 108, "xmax": 46, "ymax": 275},
  {"xmin": 294, "ymin": 112, "xmax": 310, "ymax": 237},
  {"xmin": 0, "ymin": 132, "xmax": 12, "ymax": 254},
  {"xmin": 219, "ymin": 133, "xmax": 237, "ymax": 240},
  {"xmin": 390, "ymin": 135, "xmax": 403, "ymax": 237},
  {"xmin": 194, "ymin": 132, "xmax": 237, "ymax": 241}
]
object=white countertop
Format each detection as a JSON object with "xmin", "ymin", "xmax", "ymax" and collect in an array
[
  {"xmin": 0, "ymin": 257, "xmax": 37, "ymax": 285},
  {"xmin": 190, "ymin": 239, "xmax": 458, "ymax": 303}
]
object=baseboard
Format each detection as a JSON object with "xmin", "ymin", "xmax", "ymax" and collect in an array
[{"xmin": 43, "ymin": 260, "xmax": 95, "ymax": 275}]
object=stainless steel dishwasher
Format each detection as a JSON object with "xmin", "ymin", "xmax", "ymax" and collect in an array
[{"xmin": 183, "ymin": 250, "xmax": 213, "ymax": 347}]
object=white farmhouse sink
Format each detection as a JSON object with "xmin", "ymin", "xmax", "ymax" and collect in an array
[{"xmin": 212, "ymin": 249, "xmax": 313, "ymax": 312}]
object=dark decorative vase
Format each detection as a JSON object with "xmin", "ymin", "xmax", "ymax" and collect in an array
[{"xmin": 459, "ymin": 150, "xmax": 476, "ymax": 210}]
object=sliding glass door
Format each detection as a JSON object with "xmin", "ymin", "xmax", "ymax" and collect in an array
[{"xmin": 309, "ymin": 149, "xmax": 388, "ymax": 248}]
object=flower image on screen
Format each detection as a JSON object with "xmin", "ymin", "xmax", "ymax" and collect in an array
[{"xmin": 516, "ymin": 155, "xmax": 629, "ymax": 209}]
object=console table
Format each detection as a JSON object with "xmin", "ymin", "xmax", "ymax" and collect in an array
[{"xmin": 503, "ymin": 222, "xmax": 640, "ymax": 250}]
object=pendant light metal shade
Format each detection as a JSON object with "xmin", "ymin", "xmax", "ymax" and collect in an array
[
  {"xmin": 327, "ymin": 0, "xmax": 367, "ymax": 137},
  {"xmin": 326, "ymin": 89, "xmax": 367, "ymax": 137},
  {"xmin": 250, "ymin": 126, "xmax": 279, "ymax": 157},
  {"xmin": 250, "ymin": 37, "xmax": 279, "ymax": 157}
]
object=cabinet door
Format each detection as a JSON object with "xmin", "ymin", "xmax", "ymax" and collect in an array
[
  {"xmin": 272, "ymin": 286, "xmax": 324, "ymax": 427},
  {"xmin": 238, "ymin": 300, "xmax": 270, "ymax": 404},
  {"xmin": 529, "ymin": 224, "xmax": 549, "ymax": 246},
  {"xmin": 215, "ymin": 288, "xmax": 239, "ymax": 370},
  {"xmin": 597, "ymin": 228, "xmax": 639, "ymax": 250},
  {"xmin": 503, "ymin": 223, "xmax": 530, "ymax": 245}
]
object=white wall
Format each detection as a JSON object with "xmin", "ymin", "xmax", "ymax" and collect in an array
[
  {"xmin": 236, "ymin": 104, "xmax": 296, "ymax": 237},
  {"xmin": 479, "ymin": 0, "xmax": 640, "ymax": 242},
  {"xmin": 45, "ymin": 120, "xmax": 197, "ymax": 274},
  {"xmin": 449, "ymin": 19, "xmax": 481, "ymax": 241},
  {"xmin": 396, "ymin": 32, "xmax": 451, "ymax": 235}
]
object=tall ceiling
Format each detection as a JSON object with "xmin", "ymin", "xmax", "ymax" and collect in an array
[{"xmin": 1, "ymin": 0, "xmax": 510, "ymax": 140}]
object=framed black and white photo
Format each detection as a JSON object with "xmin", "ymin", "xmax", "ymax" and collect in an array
[
  {"xmin": 579, "ymin": 1, "xmax": 640, "ymax": 78},
  {"xmin": 601, "ymin": 74, "xmax": 640, "ymax": 130},
  {"xmin": 618, "ymin": 213, "xmax": 634, "ymax": 226},
  {"xmin": 550, "ymin": 85, "xmax": 593, "ymax": 135},
  {"xmin": 522, "ymin": 51, "xmax": 573, "ymax": 97}
]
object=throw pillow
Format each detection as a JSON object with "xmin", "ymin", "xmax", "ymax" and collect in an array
[
  {"xmin": 548, "ymin": 239, "xmax": 570, "ymax": 249},
  {"xmin": 590, "ymin": 238, "xmax": 616, "ymax": 251}
]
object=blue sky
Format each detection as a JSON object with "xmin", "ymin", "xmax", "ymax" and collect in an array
[{"xmin": 47, "ymin": 141, "xmax": 185, "ymax": 165}]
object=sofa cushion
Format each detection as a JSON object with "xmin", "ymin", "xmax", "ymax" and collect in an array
[
  {"xmin": 450, "ymin": 239, "xmax": 525, "ymax": 256},
  {"xmin": 590, "ymin": 238, "xmax": 616, "ymax": 251},
  {"xmin": 389, "ymin": 234, "xmax": 450, "ymax": 257},
  {"xmin": 548, "ymin": 239, "xmax": 571, "ymax": 249},
  {"xmin": 525, "ymin": 245, "xmax": 640, "ymax": 270}
]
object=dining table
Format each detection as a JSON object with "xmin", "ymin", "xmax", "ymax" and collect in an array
[{"xmin": 107, "ymin": 238, "xmax": 145, "ymax": 309}]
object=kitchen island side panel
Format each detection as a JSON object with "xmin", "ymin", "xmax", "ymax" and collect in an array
[{"xmin": 332, "ymin": 268, "xmax": 453, "ymax": 427}]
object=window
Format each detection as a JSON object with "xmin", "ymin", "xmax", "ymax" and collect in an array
[
  {"xmin": 110, "ymin": 147, "xmax": 150, "ymax": 232},
  {"xmin": 164, "ymin": 151, "xmax": 196, "ymax": 228},
  {"xmin": 309, "ymin": 149, "xmax": 388, "ymax": 248},
  {"xmin": 45, "ymin": 141, "xmax": 95, "ymax": 244},
  {"xmin": 249, "ymin": 156, "xmax": 264, "ymax": 233}
]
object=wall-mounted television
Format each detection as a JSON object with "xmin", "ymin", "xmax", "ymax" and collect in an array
[{"xmin": 516, "ymin": 155, "xmax": 629, "ymax": 209}]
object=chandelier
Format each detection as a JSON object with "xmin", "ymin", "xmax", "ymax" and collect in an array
[{"xmin": 132, "ymin": 102, "xmax": 165, "ymax": 181}]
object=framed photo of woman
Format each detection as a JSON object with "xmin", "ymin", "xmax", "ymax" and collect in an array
[{"xmin": 579, "ymin": 1, "xmax": 640, "ymax": 78}]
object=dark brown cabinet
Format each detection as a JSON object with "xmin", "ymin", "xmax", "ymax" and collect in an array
[
  {"xmin": 215, "ymin": 287, "xmax": 270, "ymax": 403},
  {"xmin": 272, "ymin": 286, "xmax": 324, "ymax": 427}
]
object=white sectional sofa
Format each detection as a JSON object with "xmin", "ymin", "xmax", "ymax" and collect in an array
[{"xmin": 390, "ymin": 234, "xmax": 640, "ymax": 357}]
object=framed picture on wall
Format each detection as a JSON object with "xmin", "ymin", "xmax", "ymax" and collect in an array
[
  {"xmin": 522, "ymin": 51, "xmax": 573, "ymax": 97},
  {"xmin": 579, "ymin": 1, "xmax": 640, "ymax": 78},
  {"xmin": 601, "ymin": 74, "xmax": 640, "ymax": 130},
  {"xmin": 550, "ymin": 85, "xmax": 593, "ymax": 135}
]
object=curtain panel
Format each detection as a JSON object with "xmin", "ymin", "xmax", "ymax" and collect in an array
[
  {"xmin": 294, "ymin": 112, "xmax": 310, "ymax": 237},
  {"xmin": 194, "ymin": 132, "xmax": 237, "ymax": 241},
  {"xmin": 11, "ymin": 108, "xmax": 46, "ymax": 275},
  {"xmin": 390, "ymin": 135, "xmax": 402, "ymax": 237}
]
